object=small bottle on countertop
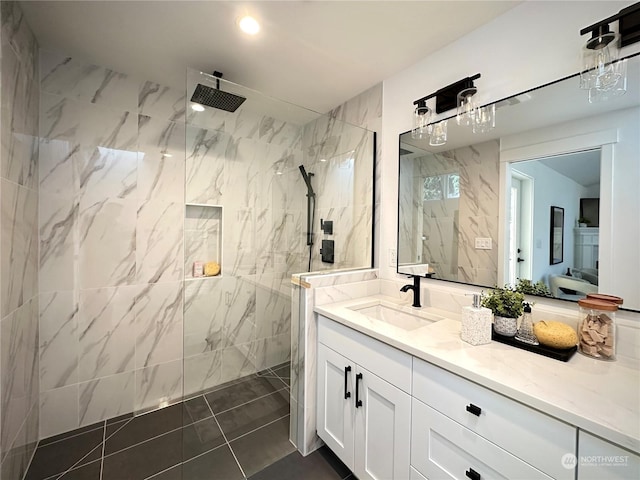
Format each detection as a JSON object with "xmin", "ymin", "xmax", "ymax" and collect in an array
[
  {"xmin": 515, "ymin": 302, "xmax": 538, "ymax": 345},
  {"xmin": 461, "ymin": 293, "xmax": 492, "ymax": 345}
]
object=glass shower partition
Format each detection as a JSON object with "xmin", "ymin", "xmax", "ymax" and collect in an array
[{"xmin": 178, "ymin": 68, "xmax": 374, "ymax": 475}]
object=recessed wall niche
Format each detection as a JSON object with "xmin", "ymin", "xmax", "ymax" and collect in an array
[{"xmin": 185, "ymin": 204, "xmax": 223, "ymax": 279}]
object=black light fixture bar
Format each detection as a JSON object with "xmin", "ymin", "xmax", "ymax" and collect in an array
[
  {"xmin": 580, "ymin": 1, "xmax": 640, "ymax": 47},
  {"xmin": 413, "ymin": 73, "xmax": 481, "ymax": 114}
]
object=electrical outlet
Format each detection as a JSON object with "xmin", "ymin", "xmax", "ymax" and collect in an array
[
  {"xmin": 474, "ymin": 237, "xmax": 492, "ymax": 250},
  {"xmin": 389, "ymin": 248, "xmax": 397, "ymax": 267}
]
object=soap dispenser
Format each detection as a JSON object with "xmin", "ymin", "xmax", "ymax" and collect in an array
[
  {"xmin": 461, "ymin": 293, "xmax": 492, "ymax": 345},
  {"xmin": 515, "ymin": 302, "xmax": 538, "ymax": 345}
]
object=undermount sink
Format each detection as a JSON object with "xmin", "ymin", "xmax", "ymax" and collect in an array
[{"xmin": 348, "ymin": 300, "xmax": 443, "ymax": 331}]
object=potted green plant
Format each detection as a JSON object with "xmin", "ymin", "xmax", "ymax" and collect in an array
[
  {"xmin": 481, "ymin": 285, "xmax": 525, "ymax": 337},
  {"xmin": 515, "ymin": 278, "xmax": 552, "ymax": 297},
  {"xmin": 578, "ymin": 216, "xmax": 591, "ymax": 227}
]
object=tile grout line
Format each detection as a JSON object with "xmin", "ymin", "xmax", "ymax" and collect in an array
[
  {"xmin": 99, "ymin": 419, "xmax": 107, "ymax": 480},
  {"xmin": 52, "ymin": 420, "xmax": 107, "ymax": 479},
  {"xmin": 143, "ymin": 442, "xmax": 231, "ymax": 480},
  {"xmin": 101, "ymin": 412, "xmax": 213, "ymax": 460},
  {"xmin": 213, "ymin": 385, "xmax": 290, "ymax": 415},
  {"xmin": 227, "ymin": 413, "xmax": 290, "ymax": 444},
  {"xmin": 203, "ymin": 394, "xmax": 248, "ymax": 479}
]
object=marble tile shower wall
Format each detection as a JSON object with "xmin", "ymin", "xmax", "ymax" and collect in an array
[
  {"xmin": 0, "ymin": 2, "xmax": 40, "ymax": 479},
  {"xmin": 182, "ymin": 69, "xmax": 303, "ymax": 396},
  {"xmin": 301, "ymin": 114, "xmax": 374, "ymax": 271},
  {"xmin": 38, "ymin": 50, "xmax": 185, "ymax": 439},
  {"xmin": 410, "ymin": 139, "xmax": 499, "ymax": 286}
]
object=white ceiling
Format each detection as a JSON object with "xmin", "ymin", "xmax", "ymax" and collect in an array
[{"xmin": 20, "ymin": 0, "xmax": 519, "ymax": 113}]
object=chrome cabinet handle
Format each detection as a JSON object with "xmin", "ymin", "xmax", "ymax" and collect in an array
[{"xmin": 344, "ymin": 366, "xmax": 351, "ymax": 399}]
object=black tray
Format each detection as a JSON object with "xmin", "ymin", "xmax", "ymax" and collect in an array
[{"xmin": 492, "ymin": 327, "xmax": 577, "ymax": 362}]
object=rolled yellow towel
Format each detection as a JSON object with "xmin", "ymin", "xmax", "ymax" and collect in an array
[
  {"xmin": 533, "ymin": 320, "xmax": 578, "ymax": 349},
  {"xmin": 204, "ymin": 261, "xmax": 221, "ymax": 276}
]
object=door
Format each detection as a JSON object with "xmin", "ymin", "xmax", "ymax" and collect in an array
[
  {"xmin": 509, "ymin": 173, "xmax": 533, "ymax": 285},
  {"xmin": 317, "ymin": 344, "xmax": 354, "ymax": 469},
  {"xmin": 354, "ymin": 365, "xmax": 411, "ymax": 480}
]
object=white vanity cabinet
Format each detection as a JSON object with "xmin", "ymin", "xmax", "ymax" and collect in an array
[
  {"xmin": 317, "ymin": 315, "xmax": 412, "ymax": 480},
  {"xmin": 577, "ymin": 431, "xmax": 640, "ymax": 479},
  {"xmin": 412, "ymin": 359, "xmax": 576, "ymax": 480}
]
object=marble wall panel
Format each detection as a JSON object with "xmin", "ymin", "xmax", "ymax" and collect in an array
[
  {"xmin": 39, "ymin": 291, "xmax": 78, "ymax": 391},
  {"xmin": 137, "ymin": 115, "xmax": 185, "ymax": 204},
  {"xmin": 138, "ymin": 81, "xmax": 186, "ymax": 124},
  {"xmin": 0, "ymin": 298, "xmax": 38, "ymax": 457},
  {"xmin": 183, "ymin": 349, "xmax": 222, "ymax": 396},
  {"xmin": 135, "ymin": 359, "xmax": 182, "ymax": 412},
  {"xmin": 185, "ymin": 126, "xmax": 227, "ymax": 205},
  {"xmin": 220, "ymin": 342, "xmax": 257, "ymax": 384},
  {"xmin": 40, "ymin": 50, "xmax": 138, "ymax": 112},
  {"xmin": 0, "ymin": 403, "xmax": 37, "ymax": 480},
  {"xmin": 1, "ymin": 41, "xmax": 38, "ymax": 190},
  {"xmin": 136, "ymin": 200, "xmax": 183, "ymax": 284},
  {"xmin": 1, "ymin": 2, "xmax": 40, "ymax": 470},
  {"xmin": 39, "ymin": 384, "xmax": 78, "ymax": 439},
  {"xmin": 134, "ymin": 282, "xmax": 183, "ymax": 369},
  {"xmin": 1, "ymin": 1, "xmax": 38, "ymax": 68},
  {"xmin": 183, "ymin": 278, "xmax": 225, "ymax": 358},
  {"xmin": 1, "ymin": 179, "xmax": 38, "ymax": 317},
  {"xmin": 78, "ymin": 197, "xmax": 137, "ymax": 289},
  {"xmin": 78, "ymin": 286, "xmax": 137, "ymax": 382},
  {"xmin": 38, "ymin": 190, "xmax": 77, "ymax": 293},
  {"xmin": 78, "ymin": 371, "xmax": 134, "ymax": 427}
]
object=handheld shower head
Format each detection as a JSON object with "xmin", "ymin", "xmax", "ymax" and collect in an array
[{"xmin": 298, "ymin": 165, "xmax": 315, "ymax": 197}]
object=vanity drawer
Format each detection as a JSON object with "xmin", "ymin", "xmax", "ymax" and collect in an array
[
  {"xmin": 318, "ymin": 315, "xmax": 412, "ymax": 392},
  {"xmin": 413, "ymin": 359, "xmax": 575, "ymax": 480},
  {"xmin": 411, "ymin": 398, "xmax": 553, "ymax": 480}
]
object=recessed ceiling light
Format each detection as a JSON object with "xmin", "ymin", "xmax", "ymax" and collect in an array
[
  {"xmin": 239, "ymin": 16, "xmax": 260, "ymax": 35},
  {"xmin": 191, "ymin": 103, "xmax": 205, "ymax": 112}
]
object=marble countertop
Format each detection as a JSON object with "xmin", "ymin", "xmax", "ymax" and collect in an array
[{"xmin": 315, "ymin": 295, "xmax": 640, "ymax": 453}]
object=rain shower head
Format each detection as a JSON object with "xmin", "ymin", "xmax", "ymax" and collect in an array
[
  {"xmin": 299, "ymin": 165, "xmax": 315, "ymax": 197},
  {"xmin": 190, "ymin": 71, "xmax": 246, "ymax": 113}
]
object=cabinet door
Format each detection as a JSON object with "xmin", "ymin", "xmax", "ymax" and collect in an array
[
  {"xmin": 354, "ymin": 365, "xmax": 411, "ymax": 480},
  {"xmin": 317, "ymin": 343, "xmax": 354, "ymax": 469},
  {"xmin": 578, "ymin": 431, "xmax": 640, "ymax": 479}
]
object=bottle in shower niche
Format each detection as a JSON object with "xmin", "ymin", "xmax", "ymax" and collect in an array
[{"xmin": 461, "ymin": 293, "xmax": 492, "ymax": 345}]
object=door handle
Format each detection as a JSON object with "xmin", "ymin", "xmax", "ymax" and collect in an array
[
  {"xmin": 465, "ymin": 468, "xmax": 481, "ymax": 480},
  {"xmin": 355, "ymin": 373, "xmax": 363, "ymax": 408},
  {"xmin": 517, "ymin": 257, "xmax": 525, "ymax": 263},
  {"xmin": 344, "ymin": 366, "xmax": 351, "ymax": 399},
  {"xmin": 466, "ymin": 403, "xmax": 482, "ymax": 416}
]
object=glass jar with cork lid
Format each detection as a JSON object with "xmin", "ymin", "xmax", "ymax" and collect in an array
[{"xmin": 577, "ymin": 298, "xmax": 618, "ymax": 360}]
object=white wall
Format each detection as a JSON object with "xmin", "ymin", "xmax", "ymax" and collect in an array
[
  {"xmin": 513, "ymin": 161, "xmax": 588, "ymax": 283},
  {"xmin": 380, "ymin": 1, "xmax": 640, "ymax": 283}
]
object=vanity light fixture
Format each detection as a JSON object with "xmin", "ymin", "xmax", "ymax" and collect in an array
[
  {"xmin": 579, "ymin": 2, "xmax": 640, "ymax": 102},
  {"xmin": 412, "ymin": 73, "xmax": 494, "ymax": 146},
  {"xmin": 411, "ymin": 99, "xmax": 432, "ymax": 140}
]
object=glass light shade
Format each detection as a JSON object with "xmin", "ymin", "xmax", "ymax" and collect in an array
[
  {"xmin": 580, "ymin": 31, "xmax": 622, "ymax": 91},
  {"xmin": 411, "ymin": 104, "xmax": 432, "ymax": 140},
  {"xmin": 587, "ymin": 58, "xmax": 628, "ymax": 103},
  {"xmin": 429, "ymin": 120, "xmax": 448, "ymax": 146},
  {"xmin": 473, "ymin": 104, "xmax": 496, "ymax": 134},
  {"xmin": 456, "ymin": 87, "xmax": 477, "ymax": 126}
]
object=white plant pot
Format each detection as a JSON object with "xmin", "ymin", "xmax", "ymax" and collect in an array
[{"xmin": 494, "ymin": 315, "xmax": 518, "ymax": 337}]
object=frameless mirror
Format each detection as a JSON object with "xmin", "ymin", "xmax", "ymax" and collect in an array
[{"xmin": 398, "ymin": 53, "xmax": 640, "ymax": 310}]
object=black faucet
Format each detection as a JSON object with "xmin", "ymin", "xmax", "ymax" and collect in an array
[{"xmin": 400, "ymin": 275, "xmax": 421, "ymax": 308}]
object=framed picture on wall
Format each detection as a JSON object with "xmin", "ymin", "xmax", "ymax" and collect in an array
[{"xmin": 550, "ymin": 206, "xmax": 564, "ymax": 265}]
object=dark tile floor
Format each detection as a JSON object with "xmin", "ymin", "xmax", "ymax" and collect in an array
[{"xmin": 24, "ymin": 363, "xmax": 349, "ymax": 480}]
